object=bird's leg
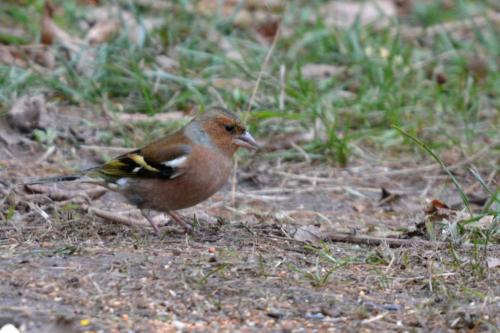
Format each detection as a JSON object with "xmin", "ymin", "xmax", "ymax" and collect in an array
[
  {"xmin": 141, "ymin": 209, "xmax": 161, "ymax": 234},
  {"xmin": 167, "ymin": 211, "xmax": 193, "ymax": 233}
]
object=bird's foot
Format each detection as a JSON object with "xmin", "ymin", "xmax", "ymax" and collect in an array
[
  {"xmin": 167, "ymin": 211, "xmax": 193, "ymax": 233},
  {"xmin": 141, "ymin": 209, "xmax": 161, "ymax": 234}
]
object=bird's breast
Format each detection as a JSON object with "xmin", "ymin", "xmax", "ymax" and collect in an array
[{"xmin": 121, "ymin": 147, "xmax": 233, "ymax": 212}]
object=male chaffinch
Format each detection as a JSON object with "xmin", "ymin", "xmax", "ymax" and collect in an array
[{"xmin": 29, "ymin": 107, "xmax": 258, "ymax": 232}]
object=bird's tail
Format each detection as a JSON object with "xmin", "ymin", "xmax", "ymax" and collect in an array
[
  {"xmin": 23, "ymin": 174, "xmax": 84, "ymax": 185},
  {"xmin": 22, "ymin": 166, "xmax": 110, "ymax": 186}
]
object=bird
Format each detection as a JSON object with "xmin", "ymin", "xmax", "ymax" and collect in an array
[{"xmin": 27, "ymin": 107, "xmax": 258, "ymax": 233}]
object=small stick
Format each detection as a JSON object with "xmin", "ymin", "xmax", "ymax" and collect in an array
[
  {"xmin": 279, "ymin": 63, "xmax": 286, "ymax": 111},
  {"xmin": 79, "ymin": 145, "xmax": 132, "ymax": 154},
  {"xmin": 322, "ymin": 232, "xmax": 500, "ymax": 250},
  {"xmin": 88, "ymin": 207, "xmax": 151, "ymax": 229},
  {"xmin": 35, "ymin": 146, "xmax": 56, "ymax": 165},
  {"xmin": 24, "ymin": 184, "xmax": 106, "ymax": 201},
  {"xmin": 245, "ymin": 21, "xmax": 282, "ymax": 115}
]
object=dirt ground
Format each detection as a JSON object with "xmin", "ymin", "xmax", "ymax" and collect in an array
[{"xmin": 0, "ymin": 104, "xmax": 498, "ymax": 333}]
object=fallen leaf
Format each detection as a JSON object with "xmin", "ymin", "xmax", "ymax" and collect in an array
[
  {"xmin": 155, "ymin": 55, "xmax": 179, "ymax": 72},
  {"xmin": 116, "ymin": 111, "xmax": 187, "ymax": 124},
  {"xmin": 464, "ymin": 215, "xmax": 493, "ymax": 230},
  {"xmin": 287, "ymin": 224, "xmax": 322, "ymax": 243},
  {"xmin": 487, "ymin": 257, "xmax": 500, "ymax": 269},
  {"xmin": 301, "ymin": 64, "xmax": 345, "ymax": 80},
  {"xmin": 394, "ymin": 0, "xmax": 413, "ymax": 16},
  {"xmin": 256, "ymin": 19, "xmax": 280, "ymax": 40},
  {"xmin": 426, "ymin": 199, "xmax": 450, "ymax": 212},
  {"xmin": 468, "ymin": 56, "xmax": 488, "ymax": 83},
  {"xmin": 0, "ymin": 46, "xmax": 27, "ymax": 67},
  {"xmin": 435, "ymin": 72, "xmax": 447, "ymax": 85},
  {"xmin": 85, "ymin": 20, "xmax": 120, "ymax": 44},
  {"xmin": 320, "ymin": 0, "xmax": 397, "ymax": 28},
  {"xmin": 352, "ymin": 201, "xmax": 370, "ymax": 213},
  {"xmin": 84, "ymin": 6, "xmax": 163, "ymax": 45},
  {"xmin": 441, "ymin": 147, "xmax": 461, "ymax": 165},
  {"xmin": 41, "ymin": 0, "xmax": 82, "ymax": 52},
  {"xmin": 211, "ymin": 77, "xmax": 254, "ymax": 90},
  {"xmin": 0, "ymin": 45, "xmax": 55, "ymax": 68}
]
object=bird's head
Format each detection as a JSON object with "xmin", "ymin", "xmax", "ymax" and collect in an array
[{"xmin": 195, "ymin": 107, "xmax": 258, "ymax": 155}]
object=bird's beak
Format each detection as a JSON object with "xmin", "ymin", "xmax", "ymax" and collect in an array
[{"xmin": 233, "ymin": 131, "xmax": 259, "ymax": 150}]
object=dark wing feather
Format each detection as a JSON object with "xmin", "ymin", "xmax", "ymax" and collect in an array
[{"xmin": 96, "ymin": 141, "xmax": 192, "ymax": 180}]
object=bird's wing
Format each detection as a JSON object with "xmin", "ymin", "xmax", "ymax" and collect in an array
[{"xmin": 95, "ymin": 140, "xmax": 192, "ymax": 180}]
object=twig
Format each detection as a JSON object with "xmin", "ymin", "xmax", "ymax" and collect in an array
[
  {"xmin": 290, "ymin": 141, "xmax": 311, "ymax": 163},
  {"xmin": 361, "ymin": 312, "xmax": 388, "ymax": 324},
  {"xmin": 79, "ymin": 145, "xmax": 133, "ymax": 154},
  {"xmin": 245, "ymin": 21, "xmax": 281, "ymax": 114},
  {"xmin": 396, "ymin": 272, "xmax": 457, "ymax": 282},
  {"xmin": 35, "ymin": 146, "xmax": 56, "ymax": 164},
  {"xmin": 322, "ymin": 232, "xmax": 500, "ymax": 250},
  {"xmin": 87, "ymin": 207, "xmax": 151, "ymax": 229},
  {"xmin": 279, "ymin": 63, "xmax": 286, "ymax": 111},
  {"xmin": 116, "ymin": 111, "xmax": 190, "ymax": 123},
  {"xmin": 25, "ymin": 184, "xmax": 106, "ymax": 201},
  {"xmin": 208, "ymin": 86, "xmax": 227, "ymax": 108}
]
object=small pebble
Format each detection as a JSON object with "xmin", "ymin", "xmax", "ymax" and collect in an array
[{"xmin": 305, "ymin": 312, "xmax": 325, "ymax": 320}]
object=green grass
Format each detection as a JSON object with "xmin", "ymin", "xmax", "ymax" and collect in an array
[{"xmin": 0, "ymin": 0, "xmax": 498, "ymax": 162}]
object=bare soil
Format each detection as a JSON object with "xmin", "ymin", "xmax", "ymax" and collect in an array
[{"xmin": 1, "ymin": 106, "xmax": 498, "ymax": 332}]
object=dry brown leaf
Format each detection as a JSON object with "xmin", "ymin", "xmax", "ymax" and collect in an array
[
  {"xmin": 465, "ymin": 215, "xmax": 494, "ymax": 231},
  {"xmin": 441, "ymin": 147, "xmax": 462, "ymax": 165},
  {"xmin": 85, "ymin": 20, "xmax": 120, "ymax": 44},
  {"xmin": 468, "ymin": 56, "xmax": 488, "ymax": 83},
  {"xmin": 41, "ymin": 0, "xmax": 82, "ymax": 52},
  {"xmin": 256, "ymin": 19, "xmax": 280, "ymax": 40},
  {"xmin": 321, "ymin": 0, "xmax": 397, "ymax": 28},
  {"xmin": 84, "ymin": 6, "xmax": 163, "ymax": 45},
  {"xmin": 0, "ymin": 45, "xmax": 56, "ymax": 69},
  {"xmin": 0, "ymin": 46, "xmax": 28, "ymax": 67},
  {"xmin": 394, "ymin": 0, "xmax": 413, "ymax": 16}
]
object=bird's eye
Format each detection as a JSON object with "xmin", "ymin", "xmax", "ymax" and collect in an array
[{"xmin": 224, "ymin": 125, "xmax": 235, "ymax": 133}]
